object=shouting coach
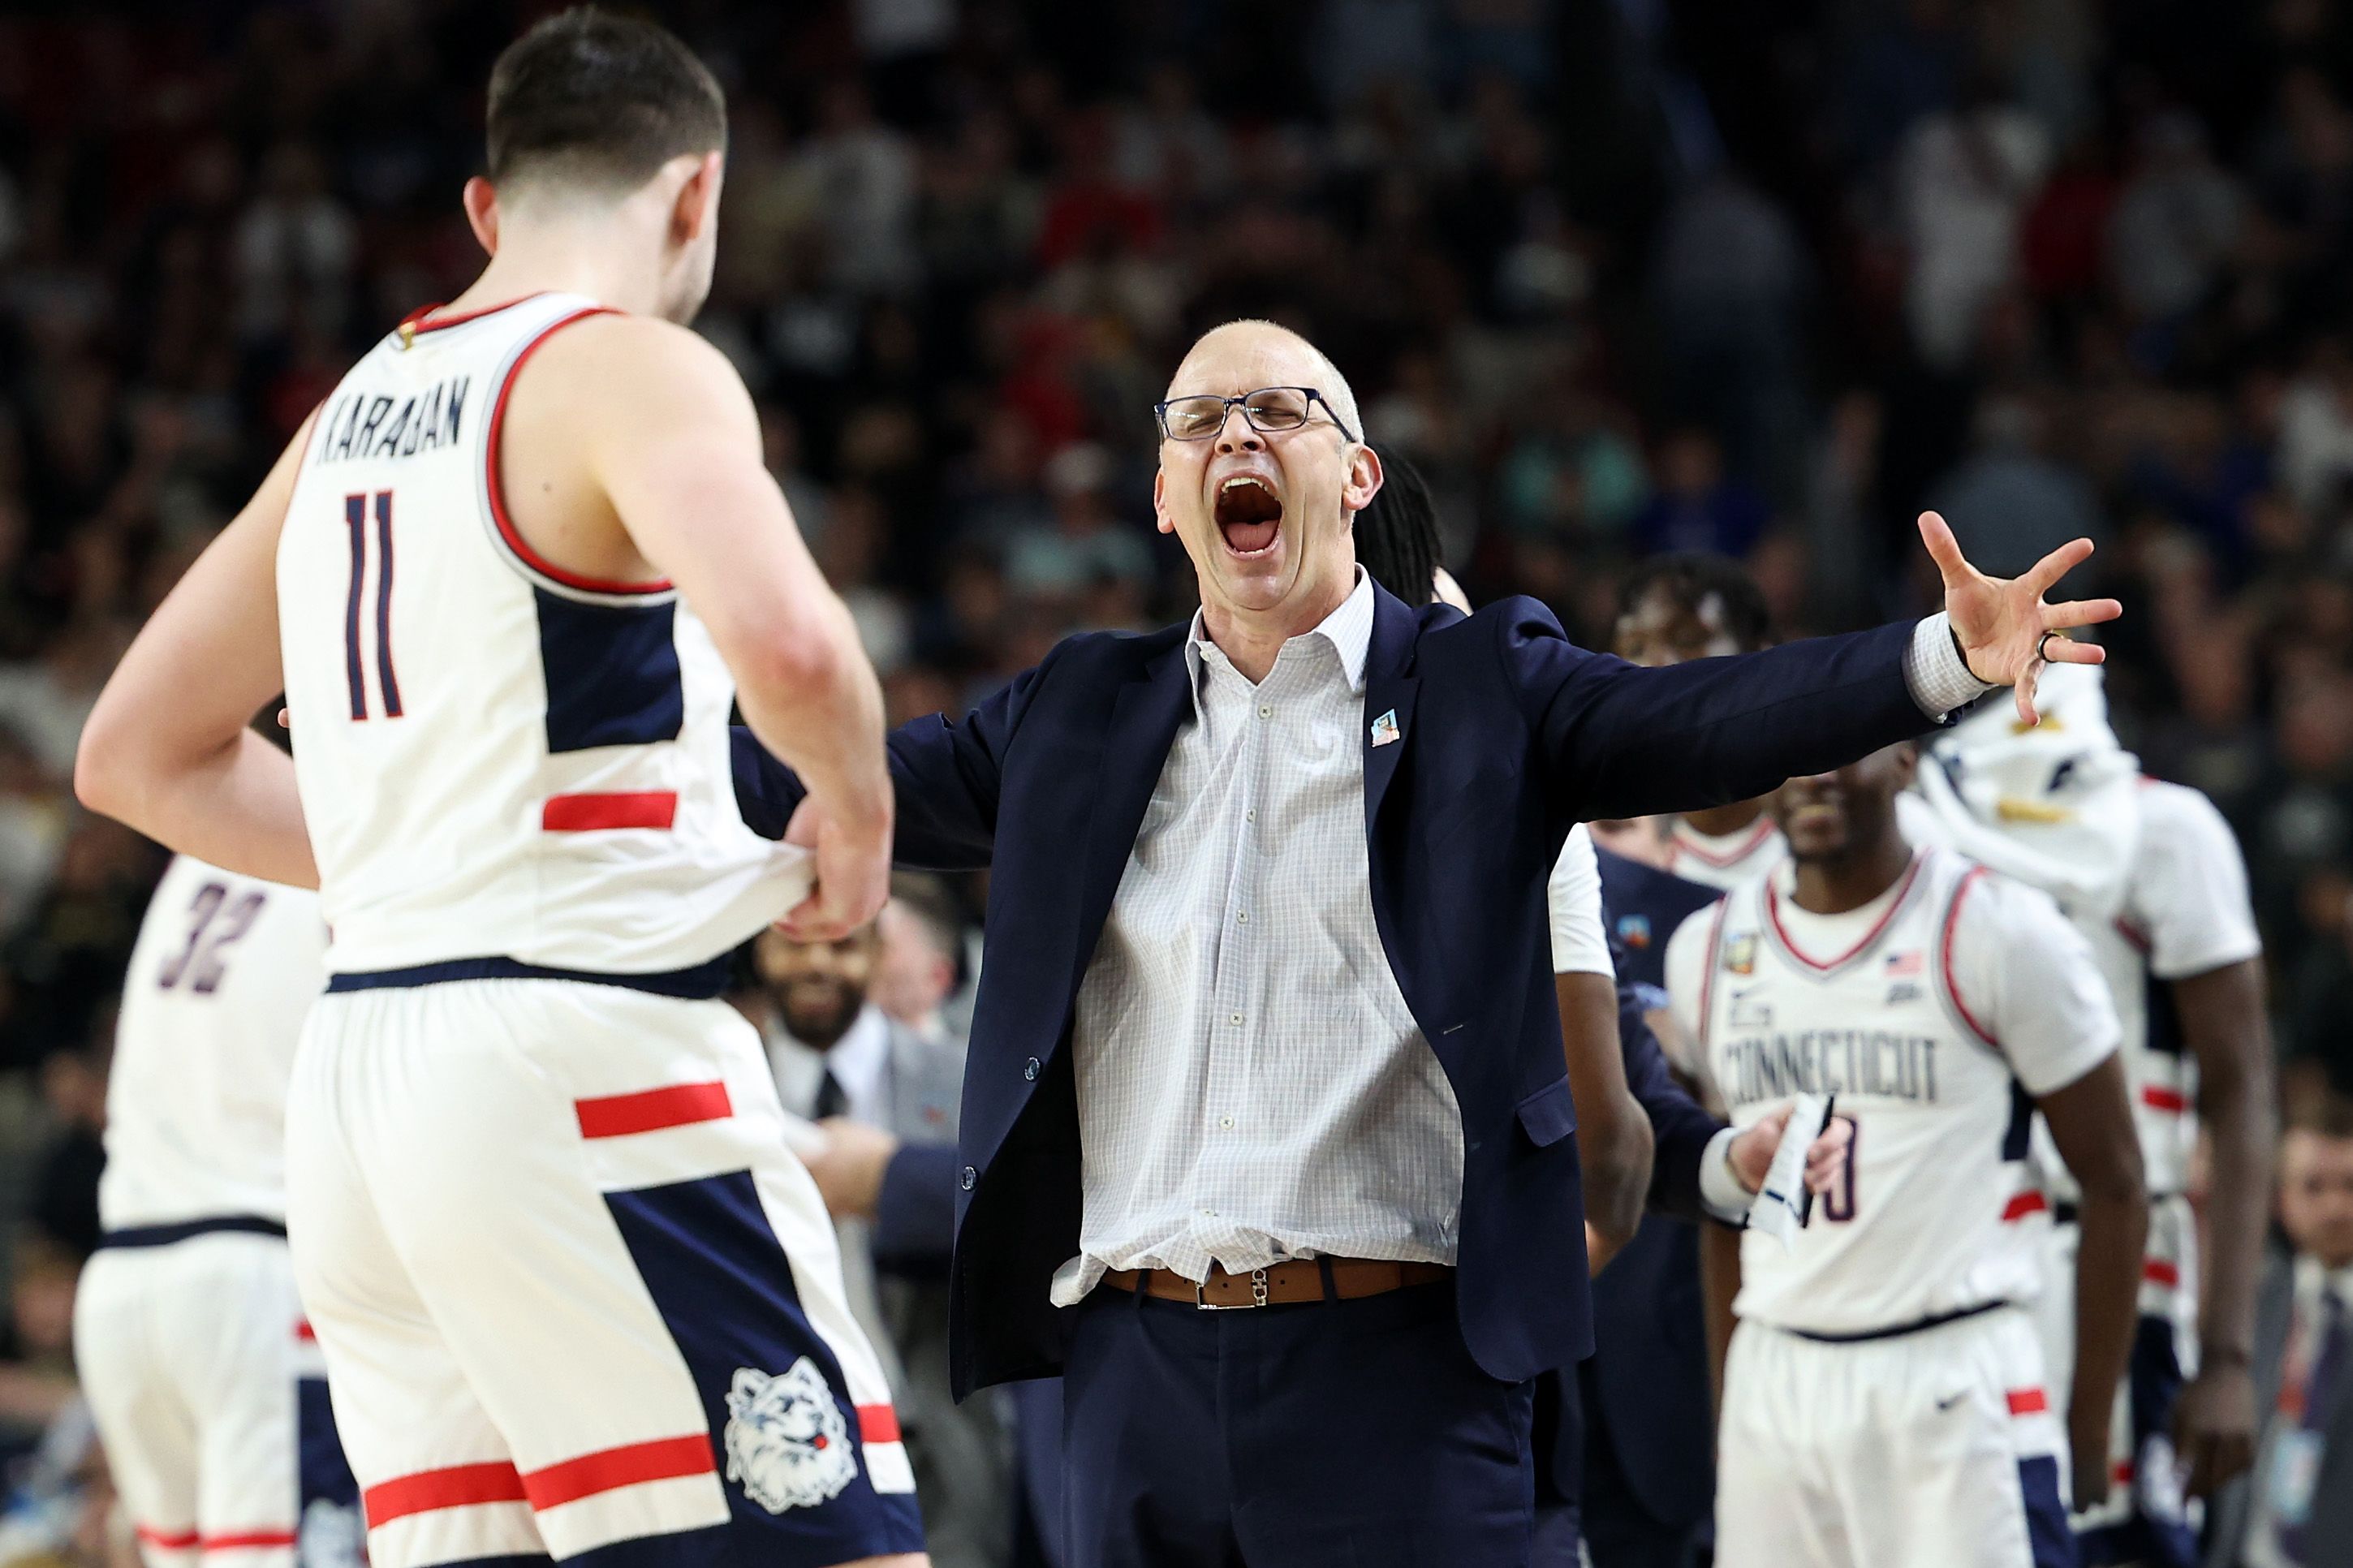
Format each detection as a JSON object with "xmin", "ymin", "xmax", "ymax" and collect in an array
[{"xmin": 735, "ymin": 320, "xmax": 2117, "ymax": 1566}]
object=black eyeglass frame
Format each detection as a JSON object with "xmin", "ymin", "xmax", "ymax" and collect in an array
[{"xmin": 1152, "ymin": 386, "xmax": 1360, "ymax": 445}]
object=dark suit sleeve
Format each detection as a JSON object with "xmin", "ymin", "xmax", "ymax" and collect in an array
[
  {"xmin": 1620, "ymin": 980, "xmax": 1723, "ymax": 1223},
  {"xmin": 730, "ymin": 653, "xmax": 1057, "ymax": 870},
  {"xmin": 871, "ymin": 1142, "xmax": 961, "ymax": 1275},
  {"xmin": 1501, "ymin": 605, "xmax": 1934, "ymax": 824}
]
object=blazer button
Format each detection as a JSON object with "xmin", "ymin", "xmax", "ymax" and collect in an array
[
  {"xmin": 960, "ymin": 1166, "xmax": 977, "ymax": 1191},
  {"xmin": 1024, "ymin": 1057, "xmax": 1041, "ymax": 1080}
]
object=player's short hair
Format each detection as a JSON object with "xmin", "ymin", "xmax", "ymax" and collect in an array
[
  {"xmin": 1353, "ymin": 453, "xmax": 1443, "ymax": 605},
  {"xmin": 2287, "ymin": 1091, "xmax": 2353, "ymax": 1141},
  {"xmin": 1617, "ymin": 552, "xmax": 1773, "ymax": 652},
  {"xmin": 485, "ymin": 8, "xmax": 726, "ymax": 194}
]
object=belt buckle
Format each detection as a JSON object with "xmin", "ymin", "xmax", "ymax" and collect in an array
[{"xmin": 1195, "ymin": 1268, "xmax": 1271, "ymax": 1310}]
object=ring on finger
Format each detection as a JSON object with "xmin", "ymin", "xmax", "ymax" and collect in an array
[{"xmin": 2035, "ymin": 629, "xmax": 2059, "ymax": 662}]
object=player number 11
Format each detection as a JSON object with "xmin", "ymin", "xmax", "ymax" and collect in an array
[{"xmin": 343, "ymin": 490, "xmax": 403, "ymax": 721}]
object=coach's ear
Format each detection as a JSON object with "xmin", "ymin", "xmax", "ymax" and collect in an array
[
  {"xmin": 463, "ymin": 177, "xmax": 501, "ymax": 256},
  {"xmin": 1341, "ymin": 442, "xmax": 1383, "ymax": 517}
]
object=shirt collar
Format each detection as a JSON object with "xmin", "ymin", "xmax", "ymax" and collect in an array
[
  {"xmin": 771, "ymin": 1004, "xmax": 892, "ymax": 1119},
  {"xmin": 1183, "ymin": 566, "xmax": 1376, "ymax": 714},
  {"xmin": 2297, "ymin": 1252, "xmax": 2353, "ymax": 1312}
]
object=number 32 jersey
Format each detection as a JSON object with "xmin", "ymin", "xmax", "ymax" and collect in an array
[
  {"xmin": 101, "ymin": 855, "xmax": 326, "ymax": 1230},
  {"xmin": 1663, "ymin": 847, "xmax": 2120, "ymax": 1337},
  {"xmin": 277, "ymin": 294, "xmax": 812, "ymax": 979}
]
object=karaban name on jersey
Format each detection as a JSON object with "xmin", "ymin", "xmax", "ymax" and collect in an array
[
  {"xmin": 1665, "ymin": 847, "xmax": 2120, "ymax": 1338},
  {"xmin": 277, "ymin": 293, "xmax": 811, "ymax": 980}
]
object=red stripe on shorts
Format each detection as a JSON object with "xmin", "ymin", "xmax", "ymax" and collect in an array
[
  {"xmin": 542, "ymin": 791, "xmax": 678, "ymax": 832},
  {"xmin": 2144, "ymin": 1258, "xmax": 2182, "ymax": 1288},
  {"xmin": 520, "ymin": 1434, "xmax": 714, "ymax": 1510},
  {"xmin": 362, "ymin": 1460, "xmax": 528, "ymax": 1526},
  {"xmin": 196, "ymin": 1533, "xmax": 300, "ymax": 1552},
  {"xmin": 574, "ymin": 1082, "xmax": 733, "ymax": 1139},
  {"xmin": 2006, "ymin": 1388, "xmax": 2049, "ymax": 1416},
  {"xmin": 857, "ymin": 1404, "xmax": 902, "ymax": 1442},
  {"xmin": 2002, "ymin": 1191, "xmax": 2048, "ymax": 1222},
  {"xmin": 2140, "ymin": 1084, "xmax": 2190, "ymax": 1114},
  {"xmin": 293, "ymin": 1320, "xmax": 315, "ymax": 1342},
  {"xmin": 136, "ymin": 1527, "xmax": 201, "ymax": 1551}
]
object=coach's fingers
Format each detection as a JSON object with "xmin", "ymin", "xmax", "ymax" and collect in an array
[
  {"xmin": 2013, "ymin": 657, "xmax": 2043, "ymax": 726},
  {"xmin": 2041, "ymin": 599, "xmax": 2122, "ymax": 634}
]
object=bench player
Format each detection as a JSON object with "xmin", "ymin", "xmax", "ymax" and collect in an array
[
  {"xmin": 75, "ymin": 714, "xmax": 361, "ymax": 1568},
  {"xmin": 1666, "ymin": 742, "xmax": 2148, "ymax": 1567},
  {"xmin": 1908, "ymin": 663, "xmax": 2273, "ymax": 1565},
  {"xmin": 74, "ymin": 11, "xmax": 922, "ymax": 1568}
]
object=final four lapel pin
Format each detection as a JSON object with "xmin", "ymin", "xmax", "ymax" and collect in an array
[{"xmin": 1370, "ymin": 709, "xmax": 1402, "ymax": 747}]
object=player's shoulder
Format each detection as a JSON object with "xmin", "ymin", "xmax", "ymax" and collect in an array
[
  {"xmin": 524, "ymin": 312, "xmax": 750, "ymax": 420},
  {"xmin": 2129, "ymin": 776, "xmax": 2243, "ymax": 865},
  {"xmin": 1936, "ymin": 847, "xmax": 2073, "ymax": 946}
]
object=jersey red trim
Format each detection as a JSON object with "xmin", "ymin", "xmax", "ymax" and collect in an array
[
  {"xmin": 1938, "ymin": 865, "xmax": 1998, "ymax": 1047},
  {"xmin": 399, "ymin": 293, "xmax": 551, "ymax": 334},
  {"xmin": 542, "ymin": 790, "xmax": 679, "ymax": 832},
  {"xmin": 856, "ymin": 1404, "xmax": 902, "ymax": 1442},
  {"xmin": 1764, "ymin": 852, "xmax": 1926, "ymax": 974},
  {"xmin": 361, "ymin": 1460, "xmax": 528, "ymax": 1526},
  {"xmin": 1694, "ymin": 896, "xmax": 1733, "ymax": 1057},
  {"xmin": 2142, "ymin": 1258, "xmax": 2182, "ymax": 1288},
  {"xmin": 2005, "ymin": 1387, "xmax": 2049, "ymax": 1416},
  {"xmin": 1670, "ymin": 816, "xmax": 1778, "ymax": 871},
  {"xmin": 2140, "ymin": 1084, "xmax": 2190, "ymax": 1114},
  {"xmin": 135, "ymin": 1528, "xmax": 300, "ymax": 1553},
  {"xmin": 2002, "ymin": 1190, "xmax": 2048, "ymax": 1222},
  {"xmin": 519, "ymin": 1433, "xmax": 713, "ymax": 1510},
  {"xmin": 484, "ymin": 306, "xmax": 672, "ymax": 597},
  {"xmin": 574, "ymin": 1081, "xmax": 734, "ymax": 1139}
]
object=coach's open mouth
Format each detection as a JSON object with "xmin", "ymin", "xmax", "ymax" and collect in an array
[{"xmin": 1214, "ymin": 475, "xmax": 1282, "ymax": 558}]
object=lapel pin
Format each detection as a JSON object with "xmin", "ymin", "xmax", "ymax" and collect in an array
[{"xmin": 1370, "ymin": 709, "xmax": 1401, "ymax": 747}]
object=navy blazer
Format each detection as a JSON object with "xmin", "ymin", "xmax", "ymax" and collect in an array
[{"xmin": 735, "ymin": 585, "xmax": 1933, "ymax": 1396}]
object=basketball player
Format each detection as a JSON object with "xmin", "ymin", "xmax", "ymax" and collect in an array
[
  {"xmin": 1612, "ymin": 554, "xmax": 1785, "ymax": 887},
  {"xmin": 1666, "ymin": 743, "xmax": 2148, "ymax": 1568},
  {"xmin": 1908, "ymin": 664, "xmax": 2272, "ymax": 1566},
  {"xmin": 74, "ymin": 714, "xmax": 362, "ymax": 1568},
  {"xmin": 74, "ymin": 11, "xmax": 921, "ymax": 1568}
]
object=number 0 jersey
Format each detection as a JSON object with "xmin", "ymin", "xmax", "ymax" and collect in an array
[
  {"xmin": 1663, "ymin": 847, "xmax": 2119, "ymax": 1337},
  {"xmin": 101, "ymin": 854, "xmax": 326, "ymax": 1230},
  {"xmin": 277, "ymin": 293, "xmax": 809, "ymax": 980}
]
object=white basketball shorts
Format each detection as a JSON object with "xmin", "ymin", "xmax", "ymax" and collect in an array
[
  {"xmin": 75, "ymin": 1227, "xmax": 364, "ymax": 1568},
  {"xmin": 284, "ymin": 974, "xmax": 922, "ymax": 1568},
  {"xmin": 1715, "ymin": 1305, "xmax": 2074, "ymax": 1568}
]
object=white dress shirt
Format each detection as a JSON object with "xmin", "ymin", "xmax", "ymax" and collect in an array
[
  {"xmin": 765, "ymin": 1003, "xmax": 893, "ymax": 1126},
  {"xmin": 1053, "ymin": 576, "xmax": 1990, "ymax": 1303}
]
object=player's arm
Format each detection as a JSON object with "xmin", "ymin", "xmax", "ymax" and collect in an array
[
  {"xmin": 75, "ymin": 415, "xmax": 318, "ymax": 888},
  {"xmin": 1551, "ymin": 829, "xmax": 1651, "ymax": 1261},
  {"xmin": 1983, "ymin": 878, "xmax": 2144, "ymax": 1511},
  {"xmin": 571, "ymin": 320, "xmax": 890, "ymax": 938},
  {"xmin": 2036, "ymin": 1056, "xmax": 2146, "ymax": 1511},
  {"xmin": 2170, "ymin": 954, "xmax": 2272, "ymax": 1494}
]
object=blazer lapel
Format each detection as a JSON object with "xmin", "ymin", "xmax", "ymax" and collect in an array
[
  {"xmin": 1069, "ymin": 638, "xmax": 1195, "ymax": 997},
  {"xmin": 1361, "ymin": 584, "xmax": 1422, "ymax": 834}
]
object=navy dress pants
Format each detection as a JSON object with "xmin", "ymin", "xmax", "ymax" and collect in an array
[{"xmin": 1062, "ymin": 1279, "xmax": 1537, "ymax": 1567}]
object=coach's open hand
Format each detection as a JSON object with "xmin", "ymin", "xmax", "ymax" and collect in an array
[{"xmin": 1919, "ymin": 510, "xmax": 2122, "ymax": 726}]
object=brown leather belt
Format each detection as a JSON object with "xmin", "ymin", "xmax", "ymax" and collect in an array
[{"xmin": 1100, "ymin": 1258, "xmax": 1451, "ymax": 1310}]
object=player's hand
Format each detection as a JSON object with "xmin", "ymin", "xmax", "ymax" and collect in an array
[
  {"xmin": 1726, "ymin": 1109, "xmax": 1853, "ymax": 1195},
  {"xmin": 800, "ymin": 1116, "xmax": 899, "ymax": 1219},
  {"xmin": 777, "ymin": 795, "xmax": 891, "ymax": 942},
  {"xmin": 1917, "ymin": 510, "xmax": 2121, "ymax": 726},
  {"xmin": 2172, "ymin": 1360, "xmax": 2258, "ymax": 1497},
  {"xmin": 2069, "ymin": 1404, "xmax": 2113, "ymax": 1510}
]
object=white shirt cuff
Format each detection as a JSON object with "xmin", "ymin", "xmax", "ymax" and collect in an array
[
  {"xmin": 1904, "ymin": 612, "xmax": 1993, "ymax": 720},
  {"xmin": 1699, "ymin": 1125, "xmax": 1752, "ymax": 1225}
]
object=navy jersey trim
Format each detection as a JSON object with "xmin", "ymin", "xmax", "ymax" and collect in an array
[
  {"xmin": 534, "ymin": 587, "xmax": 684, "ymax": 754},
  {"xmin": 325, "ymin": 955, "xmax": 730, "ymax": 1000},
  {"xmin": 97, "ymin": 1214, "xmax": 288, "ymax": 1250}
]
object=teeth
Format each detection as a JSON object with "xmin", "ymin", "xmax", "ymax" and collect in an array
[{"xmin": 1221, "ymin": 476, "xmax": 1273, "ymax": 494}]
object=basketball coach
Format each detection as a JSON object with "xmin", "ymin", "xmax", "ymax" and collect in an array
[{"xmin": 735, "ymin": 319, "xmax": 2118, "ymax": 1566}]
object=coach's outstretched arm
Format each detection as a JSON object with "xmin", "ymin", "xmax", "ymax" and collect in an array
[
  {"xmin": 1519, "ymin": 515, "xmax": 2122, "ymax": 823},
  {"xmin": 76, "ymin": 411, "xmax": 321, "ymax": 888},
  {"xmin": 568, "ymin": 318, "xmax": 893, "ymax": 940}
]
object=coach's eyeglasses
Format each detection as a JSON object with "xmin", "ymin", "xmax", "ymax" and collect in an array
[{"xmin": 1153, "ymin": 386, "xmax": 1359, "ymax": 445}]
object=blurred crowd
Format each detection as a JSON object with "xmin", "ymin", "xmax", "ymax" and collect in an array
[{"xmin": 4, "ymin": 0, "xmax": 2353, "ymax": 1557}]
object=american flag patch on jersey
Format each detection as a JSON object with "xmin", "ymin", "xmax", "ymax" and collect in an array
[{"xmin": 1885, "ymin": 950, "xmax": 1923, "ymax": 976}]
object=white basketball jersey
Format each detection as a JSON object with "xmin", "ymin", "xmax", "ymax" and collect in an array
[
  {"xmin": 1664, "ymin": 848, "xmax": 2119, "ymax": 1335},
  {"xmin": 1898, "ymin": 781, "xmax": 2261, "ymax": 1196},
  {"xmin": 276, "ymin": 293, "xmax": 808, "ymax": 978},
  {"xmin": 1662, "ymin": 815, "xmax": 1786, "ymax": 890},
  {"xmin": 101, "ymin": 855, "xmax": 326, "ymax": 1229}
]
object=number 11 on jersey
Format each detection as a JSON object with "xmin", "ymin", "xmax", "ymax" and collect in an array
[{"xmin": 343, "ymin": 490, "xmax": 403, "ymax": 721}]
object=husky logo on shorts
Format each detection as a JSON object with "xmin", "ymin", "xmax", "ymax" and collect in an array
[{"xmin": 722, "ymin": 1358, "xmax": 857, "ymax": 1514}]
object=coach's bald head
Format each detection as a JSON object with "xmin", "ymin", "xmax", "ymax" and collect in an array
[{"xmin": 1153, "ymin": 321, "xmax": 1382, "ymax": 676}]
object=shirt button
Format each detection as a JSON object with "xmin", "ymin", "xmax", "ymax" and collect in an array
[
  {"xmin": 959, "ymin": 1166, "xmax": 977, "ymax": 1191},
  {"xmin": 1235, "ymin": 911, "xmax": 1248, "ymax": 924},
  {"xmin": 1219, "ymin": 1115, "xmax": 1235, "ymax": 1129},
  {"xmin": 1023, "ymin": 1058, "xmax": 1040, "ymax": 1080},
  {"xmin": 1229, "ymin": 1012, "xmax": 1243, "ymax": 1026},
  {"xmin": 1257, "ymin": 704, "xmax": 1272, "ymax": 719},
  {"xmin": 1245, "ymin": 809, "xmax": 1257, "ymax": 823}
]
